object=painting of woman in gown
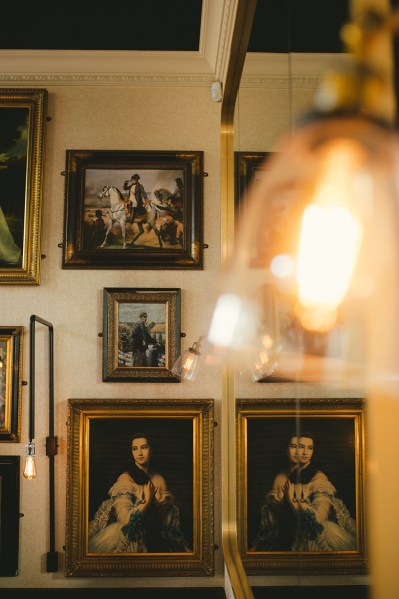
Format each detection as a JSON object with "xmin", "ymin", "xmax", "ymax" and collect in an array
[
  {"xmin": 65, "ymin": 398, "xmax": 214, "ymax": 577},
  {"xmin": 238, "ymin": 398, "xmax": 366, "ymax": 574},
  {"xmin": 250, "ymin": 431, "xmax": 357, "ymax": 552},
  {"xmin": 88, "ymin": 430, "xmax": 192, "ymax": 554},
  {"xmin": 0, "ymin": 106, "xmax": 28, "ymax": 268}
]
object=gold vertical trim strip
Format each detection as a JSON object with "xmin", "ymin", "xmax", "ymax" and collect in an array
[{"xmin": 220, "ymin": 1, "xmax": 257, "ymax": 598}]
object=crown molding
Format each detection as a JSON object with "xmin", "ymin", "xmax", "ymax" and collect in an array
[
  {"xmin": 0, "ymin": 4, "xmax": 349, "ymax": 91},
  {"xmin": 0, "ymin": 0, "xmax": 237, "ymax": 87},
  {"xmin": 240, "ymin": 52, "xmax": 352, "ymax": 89},
  {"xmin": 0, "ymin": 72, "xmax": 216, "ymax": 86},
  {"xmin": 239, "ymin": 74, "xmax": 320, "ymax": 90}
]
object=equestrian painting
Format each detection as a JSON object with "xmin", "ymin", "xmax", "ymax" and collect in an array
[
  {"xmin": 83, "ymin": 168, "xmax": 185, "ymax": 250},
  {"xmin": 62, "ymin": 150, "xmax": 204, "ymax": 270}
]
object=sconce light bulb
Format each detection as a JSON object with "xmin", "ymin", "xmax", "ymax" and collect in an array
[
  {"xmin": 182, "ymin": 352, "xmax": 196, "ymax": 371},
  {"xmin": 181, "ymin": 348, "xmax": 201, "ymax": 381},
  {"xmin": 171, "ymin": 338, "xmax": 203, "ymax": 381},
  {"xmin": 23, "ymin": 441, "xmax": 37, "ymax": 480}
]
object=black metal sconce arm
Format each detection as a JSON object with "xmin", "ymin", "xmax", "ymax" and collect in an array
[{"xmin": 29, "ymin": 315, "xmax": 59, "ymax": 573}]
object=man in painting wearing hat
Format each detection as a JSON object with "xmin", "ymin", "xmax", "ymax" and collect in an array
[
  {"xmin": 132, "ymin": 310, "xmax": 157, "ymax": 367},
  {"xmin": 123, "ymin": 173, "xmax": 148, "ymax": 225}
]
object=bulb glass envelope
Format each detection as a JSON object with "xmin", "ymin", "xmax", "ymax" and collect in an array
[
  {"xmin": 23, "ymin": 441, "xmax": 37, "ymax": 479},
  {"xmin": 208, "ymin": 114, "xmax": 399, "ymax": 386},
  {"xmin": 171, "ymin": 338, "xmax": 204, "ymax": 381}
]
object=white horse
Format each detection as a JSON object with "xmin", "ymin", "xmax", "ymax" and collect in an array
[
  {"xmin": 97, "ymin": 185, "xmax": 127, "ymax": 249},
  {"xmin": 130, "ymin": 197, "xmax": 170, "ymax": 247}
]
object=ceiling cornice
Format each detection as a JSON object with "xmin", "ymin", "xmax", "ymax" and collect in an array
[
  {"xmin": 240, "ymin": 51, "xmax": 352, "ymax": 89},
  {"xmin": 0, "ymin": 72, "xmax": 216, "ymax": 86},
  {"xmin": 0, "ymin": 0, "xmax": 236, "ymax": 87},
  {"xmin": 0, "ymin": 1, "xmax": 349, "ymax": 91}
]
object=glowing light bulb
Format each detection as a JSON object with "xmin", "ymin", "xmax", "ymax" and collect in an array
[
  {"xmin": 295, "ymin": 140, "xmax": 364, "ymax": 331},
  {"xmin": 23, "ymin": 442, "xmax": 37, "ymax": 479},
  {"xmin": 181, "ymin": 351, "xmax": 200, "ymax": 381},
  {"xmin": 171, "ymin": 338, "xmax": 203, "ymax": 381},
  {"xmin": 297, "ymin": 204, "xmax": 361, "ymax": 310}
]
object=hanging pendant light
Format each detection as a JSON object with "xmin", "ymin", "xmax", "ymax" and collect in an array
[
  {"xmin": 207, "ymin": 6, "xmax": 399, "ymax": 386},
  {"xmin": 23, "ymin": 441, "xmax": 37, "ymax": 480}
]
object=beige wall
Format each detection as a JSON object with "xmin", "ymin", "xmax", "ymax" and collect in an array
[{"xmin": 1, "ymin": 83, "xmax": 224, "ymax": 589}]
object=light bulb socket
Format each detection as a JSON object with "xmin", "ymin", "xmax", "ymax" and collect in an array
[
  {"xmin": 24, "ymin": 441, "xmax": 35, "ymax": 457},
  {"xmin": 188, "ymin": 343, "xmax": 201, "ymax": 355},
  {"xmin": 189, "ymin": 336, "xmax": 204, "ymax": 355}
]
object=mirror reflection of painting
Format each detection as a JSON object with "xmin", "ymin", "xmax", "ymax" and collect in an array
[
  {"xmin": 83, "ymin": 169, "xmax": 184, "ymax": 251},
  {"xmin": 0, "ymin": 108, "xmax": 29, "ymax": 267},
  {"xmin": 247, "ymin": 417, "xmax": 357, "ymax": 553},
  {"xmin": 118, "ymin": 302, "xmax": 166, "ymax": 368}
]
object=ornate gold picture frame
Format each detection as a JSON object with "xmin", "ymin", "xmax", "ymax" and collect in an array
[
  {"xmin": 102, "ymin": 287, "xmax": 181, "ymax": 383},
  {"xmin": 62, "ymin": 149, "xmax": 204, "ymax": 270},
  {"xmin": 0, "ymin": 89, "xmax": 47, "ymax": 285},
  {"xmin": 237, "ymin": 397, "xmax": 368, "ymax": 574},
  {"xmin": 0, "ymin": 326, "xmax": 23, "ymax": 442},
  {"xmin": 65, "ymin": 397, "xmax": 214, "ymax": 577}
]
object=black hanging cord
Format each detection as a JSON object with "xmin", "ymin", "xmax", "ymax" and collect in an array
[{"xmin": 286, "ymin": 0, "xmax": 293, "ymax": 134}]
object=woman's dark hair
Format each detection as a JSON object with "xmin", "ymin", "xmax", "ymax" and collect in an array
[
  {"xmin": 130, "ymin": 432, "xmax": 153, "ymax": 448},
  {"xmin": 286, "ymin": 432, "xmax": 299, "ymax": 447},
  {"xmin": 286, "ymin": 431, "xmax": 316, "ymax": 444},
  {"xmin": 287, "ymin": 431, "xmax": 334, "ymax": 485},
  {"xmin": 298, "ymin": 431, "xmax": 316, "ymax": 446},
  {"xmin": 123, "ymin": 432, "xmax": 154, "ymax": 485}
]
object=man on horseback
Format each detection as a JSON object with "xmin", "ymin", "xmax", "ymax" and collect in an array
[{"xmin": 123, "ymin": 173, "xmax": 148, "ymax": 224}]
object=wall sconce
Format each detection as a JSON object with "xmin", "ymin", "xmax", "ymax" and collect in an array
[
  {"xmin": 23, "ymin": 315, "xmax": 59, "ymax": 572},
  {"xmin": 172, "ymin": 336, "xmax": 204, "ymax": 381}
]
